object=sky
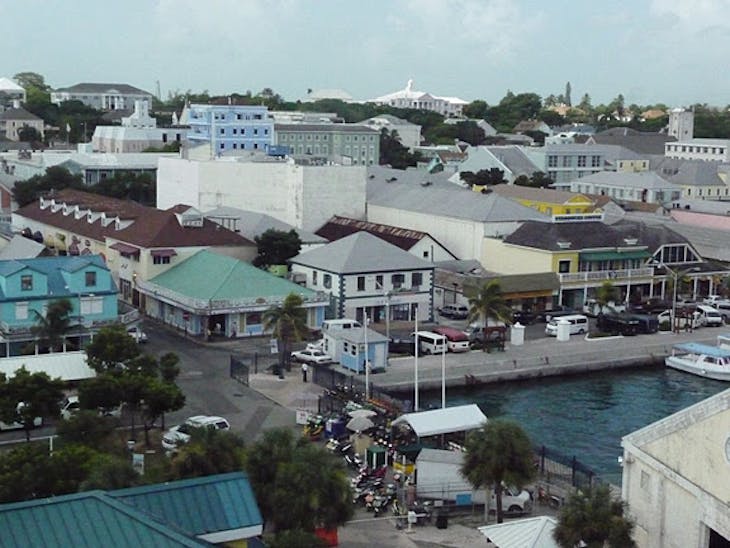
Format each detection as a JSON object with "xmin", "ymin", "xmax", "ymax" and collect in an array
[{"xmin": 2, "ymin": 0, "xmax": 730, "ymax": 107}]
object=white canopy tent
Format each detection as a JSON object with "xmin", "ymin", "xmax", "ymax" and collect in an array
[
  {"xmin": 478, "ymin": 516, "xmax": 558, "ymax": 548},
  {"xmin": 0, "ymin": 351, "xmax": 96, "ymax": 382},
  {"xmin": 391, "ymin": 404, "xmax": 487, "ymax": 438}
]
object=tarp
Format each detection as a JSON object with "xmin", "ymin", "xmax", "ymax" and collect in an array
[
  {"xmin": 478, "ymin": 516, "xmax": 558, "ymax": 548},
  {"xmin": 0, "ymin": 351, "xmax": 96, "ymax": 381},
  {"xmin": 391, "ymin": 404, "xmax": 487, "ymax": 437}
]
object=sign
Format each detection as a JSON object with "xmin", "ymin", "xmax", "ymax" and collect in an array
[
  {"xmin": 182, "ymin": 311, "xmax": 190, "ymax": 321},
  {"xmin": 132, "ymin": 453, "xmax": 145, "ymax": 475},
  {"xmin": 296, "ymin": 409, "xmax": 311, "ymax": 425},
  {"xmin": 269, "ymin": 338, "xmax": 279, "ymax": 354}
]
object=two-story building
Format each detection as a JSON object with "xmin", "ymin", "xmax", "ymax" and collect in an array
[
  {"xmin": 552, "ymin": 171, "xmax": 683, "ymax": 205},
  {"xmin": 490, "ymin": 185, "xmax": 597, "ymax": 216},
  {"xmin": 289, "ymin": 231, "xmax": 435, "ymax": 324},
  {"xmin": 369, "ymin": 80, "xmax": 467, "ymax": 117},
  {"xmin": 543, "ymin": 144, "xmax": 646, "ymax": 184},
  {"xmin": 50, "ymin": 83, "xmax": 153, "ymax": 111},
  {"xmin": 11, "ymin": 190, "xmax": 256, "ymax": 309},
  {"xmin": 0, "ymin": 255, "xmax": 118, "ymax": 356},
  {"xmin": 184, "ymin": 104, "xmax": 273, "ymax": 153},
  {"xmin": 0, "ymin": 105, "xmax": 44, "ymax": 142},
  {"xmin": 274, "ymin": 123, "xmax": 379, "ymax": 165}
]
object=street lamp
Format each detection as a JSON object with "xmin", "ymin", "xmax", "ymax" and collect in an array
[{"xmin": 660, "ymin": 264, "xmax": 700, "ymax": 333}]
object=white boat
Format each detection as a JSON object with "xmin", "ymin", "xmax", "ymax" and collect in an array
[{"xmin": 665, "ymin": 342, "xmax": 730, "ymax": 381}]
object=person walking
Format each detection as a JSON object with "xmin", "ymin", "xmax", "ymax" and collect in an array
[{"xmin": 301, "ymin": 362, "xmax": 309, "ymax": 383}]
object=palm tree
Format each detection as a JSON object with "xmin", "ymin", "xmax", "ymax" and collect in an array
[
  {"xmin": 595, "ymin": 280, "xmax": 620, "ymax": 314},
  {"xmin": 263, "ymin": 293, "xmax": 309, "ymax": 375},
  {"xmin": 553, "ymin": 484, "xmax": 636, "ymax": 547},
  {"xmin": 466, "ymin": 280, "xmax": 511, "ymax": 351},
  {"xmin": 461, "ymin": 419, "xmax": 536, "ymax": 524},
  {"xmin": 31, "ymin": 298, "xmax": 72, "ymax": 352}
]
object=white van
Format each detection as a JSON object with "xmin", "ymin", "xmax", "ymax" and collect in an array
[
  {"xmin": 414, "ymin": 331, "xmax": 448, "ymax": 354},
  {"xmin": 696, "ymin": 304, "xmax": 724, "ymax": 327},
  {"xmin": 322, "ymin": 319, "xmax": 361, "ymax": 332},
  {"xmin": 545, "ymin": 314, "xmax": 589, "ymax": 336}
]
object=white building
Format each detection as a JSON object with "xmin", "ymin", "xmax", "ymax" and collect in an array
[
  {"xmin": 621, "ymin": 388, "xmax": 730, "ymax": 548},
  {"xmin": 0, "ymin": 77, "xmax": 26, "ymax": 108},
  {"xmin": 668, "ymin": 107, "xmax": 694, "ymax": 141},
  {"xmin": 362, "ymin": 114, "xmax": 422, "ymax": 150},
  {"xmin": 289, "ymin": 231, "xmax": 435, "ymax": 323},
  {"xmin": 92, "ymin": 100, "xmax": 188, "ymax": 153},
  {"xmin": 156, "ymin": 153, "xmax": 367, "ymax": 232},
  {"xmin": 554, "ymin": 171, "xmax": 683, "ymax": 204},
  {"xmin": 369, "ymin": 80, "xmax": 467, "ymax": 117},
  {"xmin": 50, "ymin": 83, "xmax": 153, "ymax": 111},
  {"xmin": 665, "ymin": 138, "xmax": 730, "ymax": 163}
]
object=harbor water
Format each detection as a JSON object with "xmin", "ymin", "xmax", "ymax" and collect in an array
[{"xmin": 419, "ymin": 364, "xmax": 728, "ymax": 485}]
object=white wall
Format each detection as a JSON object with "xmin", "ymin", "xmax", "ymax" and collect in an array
[{"xmin": 157, "ymin": 158, "xmax": 366, "ymax": 231}]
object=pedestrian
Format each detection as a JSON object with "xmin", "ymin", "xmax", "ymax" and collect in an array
[{"xmin": 301, "ymin": 362, "xmax": 309, "ymax": 382}]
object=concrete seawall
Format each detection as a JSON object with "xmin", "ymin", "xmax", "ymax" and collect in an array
[{"xmin": 368, "ymin": 331, "xmax": 718, "ymax": 394}]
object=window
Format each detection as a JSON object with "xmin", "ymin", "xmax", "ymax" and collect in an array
[
  {"xmin": 323, "ymin": 274, "xmax": 332, "ymax": 289},
  {"xmin": 15, "ymin": 302, "xmax": 28, "ymax": 320},
  {"xmin": 412, "ymin": 272, "xmax": 423, "ymax": 288},
  {"xmin": 233, "ymin": 128, "xmax": 237, "ymax": 134},
  {"xmin": 312, "ymin": 271, "xmax": 318, "ymax": 285},
  {"xmin": 547, "ymin": 155, "xmax": 558, "ymax": 168},
  {"xmin": 254, "ymin": 129, "xmax": 258, "ymax": 135},
  {"xmin": 21, "ymin": 275, "xmax": 32, "ymax": 291},
  {"xmin": 375, "ymin": 275, "xmax": 383, "ymax": 289},
  {"xmin": 80, "ymin": 296, "xmax": 103, "ymax": 315},
  {"xmin": 357, "ymin": 276, "xmax": 365, "ymax": 291},
  {"xmin": 246, "ymin": 312, "xmax": 261, "ymax": 324},
  {"xmin": 153, "ymin": 255, "xmax": 171, "ymax": 265},
  {"xmin": 591, "ymin": 155, "xmax": 601, "ymax": 167},
  {"xmin": 220, "ymin": 128, "xmax": 225, "ymax": 135},
  {"xmin": 391, "ymin": 273, "xmax": 405, "ymax": 288},
  {"xmin": 562, "ymin": 156, "xmax": 571, "ymax": 167},
  {"xmin": 577, "ymin": 155, "xmax": 586, "ymax": 167},
  {"xmin": 85, "ymin": 271, "xmax": 97, "ymax": 287},
  {"xmin": 558, "ymin": 260, "xmax": 570, "ymax": 273}
]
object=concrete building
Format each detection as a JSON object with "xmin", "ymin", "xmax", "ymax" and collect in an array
[
  {"xmin": 369, "ymin": 79, "xmax": 467, "ymax": 117},
  {"xmin": 0, "ymin": 78, "xmax": 26, "ymax": 108},
  {"xmin": 186, "ymin": 104, "xmax": 273, "ymax": 154},
  {"xmin": 668, "ymin": 107, "xmax": 694, "ymax": 140},
  {"xmin": 0, "ymin": 105, "xmax": 44, "ymax": 141},
  {"xmin": 665, "ymin": 138, "xmax": 730, "ymax": 163},
  {"xmin": 553, "ymin": 171, "xmax": 683, "ymax": 204},
  {"xmin": 156, "ymin": 154, "xmax": 367, "ymax": 232},
  {"xmin": 450, "ymin": 145, "xmax": 542, "ymax": 185},
  {"xmin": 273, "ymin": 123, "xmax": 379, "ymax": 165},
  {"xmin": 362, "ymin": 114, "xmax": 422, "ymax": 150},
  {"xmin": 92, "ymin": 100, "xmax": 188, "ymax": 153},
  {"xmin": 50, "ymin": 83, "xmax": 153, "ymax": 111},
  {"xmin": 544, "ymin": 143, "xmax": 646, "ymax": 184},
  {"xmin": 654, "ymin": 158, "xmax": 730, "ymax": 201},
  {"xmin": 621, "ymin": 388, "xmax": 730, "ymax": 548}
]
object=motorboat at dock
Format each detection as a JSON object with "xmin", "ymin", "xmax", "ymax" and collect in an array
[{"xmin": 665, "ymin": 341, "xmax": 730, "ymax": 382}]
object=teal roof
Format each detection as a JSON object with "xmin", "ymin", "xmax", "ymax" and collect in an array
[
  {"xmin": 148, "ymin": 250, "xmax": 316, "ymax": 301},
  {"xmin": 109, "ymin": 472, "xmax": 263, "ymax": 538},
  {"xmin": 0, "ymin": 491, "xmax": 207, "ymax": 548}
]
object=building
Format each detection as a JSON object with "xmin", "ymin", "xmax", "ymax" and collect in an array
[
  {"xmin": 668, "ymin": 107, "xmax": 694, "ymax": 140},
  {"xmin": 369, "ymin": 79, "xmax": 467, "ymax": 117},
  {"xmin": 315, "ymin": 215, "xmax": 456, "ymax": 262},
  {"xmin": 362, "ymin": 114, "xmax": 422, "ymax": 150},
  {"xmin": 544, "ymin": 143, "xmax": 647, "ymax": 184},
  {"xmin": 0, "ymin": 78, "xmax": 26, "ymax": 108},
  {"xmin": 50, "ymin": 83, "xmax": 153, "ymax": 111},
  {"xmin": 450, "ymin": 145, "xmax": 543, "ymax": 185},
  {"xmin": 92, "ymin": 100, "xmax": 188, "ymax": 153},
  {"xmin": 156, "ymin": 154, "xmax": 367, "ymax": 232},
  {"xmin": 654, "ymin": 158, "xmax": 730, "ymax": 201},
  {"xmin": 553, "ymin": 171, "xmax": 683, "ymax": 204},
  {"xmin": 323, "ymin": 326, "xmax": 389, "ymax": 373},
  {"xmin": 12, "ymin": 189, "xmax": 256, "ymax": 308},
  {"xmin": 0, "ymin": 255, "xmax": 118, "ymax": 356},
  {"xmin": 366, "ymin": 166, "xmax": 547, "ymax": 263},
  {"xmin": 0, "ymin": 472, "xmax": 264, "ymax": 547},
  {"xmin": 665, "ymin": 138, "xmax": 730, "ymax": 163},
  {"xmin": 138, "ymin": 249, "xmax": 327, "ymax": 338},
  {"xmin": 289, "ymin": 231, "xmax": 435, "ymax": 324},
  {"xmin": 483, "ymin": 219, "xmax": 728, "ymax": 309},
  {"xmin": 490, "ymin": 185, "xmax": 597, "ymax": 216},
  {"xmin": 621, "ymin": 388, "xmax": 730, "ymax": 548},
  {"xmin": 273, "ymin": 123, "xmax": 379, "ymax": 165},
  {"xmin": 585, "ymin": 127, "xmax": 675, "ymax": 156},
  {"xmin": 513, "ymin": 119, "xmax": 552, "ymax": 136},
  {"xmin": 185, "ymin": 104, "xmax": 273, "ymax": 154},
  {"xmin": 0, "ymin": 105, "xmax": 44, "ymax": 141}
]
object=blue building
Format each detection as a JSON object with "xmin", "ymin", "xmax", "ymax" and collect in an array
[
  {"xmin": 324, "ymin": 326, "xmax": 389, "ymax": 373},
  {"xmin": 187, "ymin": 104, "xmax": 273, "ymax": 153},
  {"xmin": 0, "ymin": 255, "xmax": 118, "ymax": 355}
]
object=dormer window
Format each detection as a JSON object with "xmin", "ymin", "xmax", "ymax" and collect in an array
[
  {"xmin": 21, "ymin": 275, "xmax": 33, "ymax": 291},
  {"xmin": 623, "ymin": 238, "xmax": 638, "ymax": 245},
  {"xmin": 557, "ymin": 241, "xmax": 572, "ymax": 249},
  {"xmin": 85, "ymin": 271, "xmax": 97, "ymax": 287}
]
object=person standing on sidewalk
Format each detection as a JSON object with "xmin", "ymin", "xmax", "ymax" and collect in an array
[{"xmin": 301, "ymin": 362, "xmax": 309, "ymax": 382}]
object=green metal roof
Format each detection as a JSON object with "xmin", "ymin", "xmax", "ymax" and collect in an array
[
  {"xmin": 109, "ymin": 472, "xmax": 263, "ymax": 539},
  {"xmin": 0, "ymin": 491, "xmax": 207, "ymax": 548},
  {"xmin": 149, "ymin": 249, "xmax": 316, "ymax": 301},
  {"xmin": 579, "ymin": 250, "xmax": 650, "ymax": 261}
]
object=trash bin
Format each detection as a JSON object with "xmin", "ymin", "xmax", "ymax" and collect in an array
[{"xmin": 435, "ymin": 511, "xmax": 448, "ymax": 529}]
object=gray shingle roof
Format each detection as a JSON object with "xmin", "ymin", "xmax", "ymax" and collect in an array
[
  {"xmin": 0, "ymin": 107, "xmax": 41, "ymax": 121},
  {"xmin": 484, "ymin": 145, "xmax": 542, "ymax": 177},
  {"xmin": 203, "ymin": 206, "xmax": 326, "ymax": 245},
  {"xmin": 575, "ymin": 171, "xmax": 680, "ymax": 190},
  {"xmin": 274, "ymin": 123, "xmax": 378, "ymax": 133},
  {"xmin": 290, "ymin": 231, "xmax": 433, "ymax": 273},
  {"xmin": 54, "ymin": 83, "xmax": 152, "ymax": 95},
  {"xmin": 367, "ymin": 166, "xmax": 548, "ymax": 223}
]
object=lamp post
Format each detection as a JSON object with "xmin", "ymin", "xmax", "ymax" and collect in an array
[
  {"xmin": 364, "ymin": 314, "xmax": 370, "ymax": 401},
  {"xmin": 660, "ymin": 264, "xmax": 700, "ymax": 333}
]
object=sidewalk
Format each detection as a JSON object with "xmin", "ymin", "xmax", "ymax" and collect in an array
[{"xmin": 248, "ymin": 366, "xmax": 325, "ymax": 412}]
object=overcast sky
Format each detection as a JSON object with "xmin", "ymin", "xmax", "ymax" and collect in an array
[{"xmin": 3, "ymin": 0, "xmax": 729, "ymax": 107}]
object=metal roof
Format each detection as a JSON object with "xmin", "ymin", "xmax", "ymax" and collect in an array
[
  {"xmin": 0, "ymin": 491, "xmax": 207, "ymax": 548},
  {"xmin": 391, "ymin": 404, "xmax": 487, "ymax": 437},
  {"xmin": 203, "ymin": 206, "xmax": 326, "ymax": 245},
  {"xmin": 0, "ymin": 351, "xmax": 96, "ymax": 382},
  {"xmin": 110, "ymin": 472, "xmax": 263, "ymax": 542},
  {"xmin": 478, "ymin": 516, "xmax": 559, "ymax": 548},
  {"xmin": 290, "ymin": 231, "xmax": 433, "ymax": 274}
]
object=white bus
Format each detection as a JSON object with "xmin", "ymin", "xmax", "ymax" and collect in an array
[{"xmin": 414, "ymin": 331, "xmax": 448, "ymax": 354}]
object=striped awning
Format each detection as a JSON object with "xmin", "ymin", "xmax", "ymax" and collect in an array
[
  {"xmin": 150, "ymin": 249, "xmax": 178, "ymax": 258},
  {"xmin": 109, "ymin": 242, "xmax": 141, "ymax": 256},
  {"xmin": 579, "ymin": 250, "xmax": 650, "ymax": 261}
]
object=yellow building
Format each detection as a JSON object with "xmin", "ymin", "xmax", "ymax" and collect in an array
[{"xmin": 491, "ymin": 185, "xmax": 597, "ymax": 216}]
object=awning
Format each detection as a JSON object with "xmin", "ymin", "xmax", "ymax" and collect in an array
[
  {"xmin": 391, "ymin": 404, "xmax": 487, "ymax": 437},
  {"xmin": 150, "ymin": 249, "xmax": 178, "ymax": 258},
  {"xmin": 68, "ymin": 242, "xmax": 80, "ymax": 255},
  {"xmin": 110, "ymin": 242, "xmax": 141, "ymax": 256},
  {"xmin": 0, "ymin": 351, "xmax": 95, "ymax": 382},
  {"xmin": 579, "ymin": 250, "xmax": 650, "ymax": 262},
  {"xmin": 478, "ymin": 516, "xmax": 559, "ymax": 548}
]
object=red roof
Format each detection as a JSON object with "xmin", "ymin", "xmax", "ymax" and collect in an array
[
  {"xmin": 14, "ymin": 189, "xmax": 254, "ymax": 249},
  {"xmin": 315, "ymin": 216, "xmax": 427, "ymax": 251}
]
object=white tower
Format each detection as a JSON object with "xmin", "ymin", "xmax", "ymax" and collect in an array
[{"xmin": 668, "ymin": 108, "xmax": 694, "ymax": 140}]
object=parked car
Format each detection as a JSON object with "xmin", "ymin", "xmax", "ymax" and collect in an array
[
  {"xmin": 388, "ymin": 336, "xmax": 415, "ymax": 355},
  {"xmin": 597, "ymin": 313, "xmax": 640, "ymax": 336},
  {"xmin": 161, "ymin": 415, "xmax": 230, "ymax": 452},
  {"xmin": 696, "ymin": 304, "xmax": 724, "ymax": 327},
  {"xmin": 629, "ymin": 298, "xmax": 671, "ymax": 315},
  {"xmin": 511, "ymin": 310, "xmax": 537, "ymax": 325},
  {"xmin": 60, "ymin": 395, "xmax": 123, "ymax": 420},
  {"xmin": 127, "ymin": 326, "xmax": 148, "ymax": 343},
  {"xmin": 538, "ymin": 307, "xmax": 576, "ymax": 323},
  {"xmin": 657, "ymin": 309, "xmax": 701, "ymax": 330},
  {"xmin": 489, "ymin": 486, "xmax": 532, "ymax": 515},
  {"xmin": 290, "ymin": 348, "xmax": 333, "ymax": 365},
  {"xmin": 0, "ymin": 403, "xmax": 42, "ymax": 431},
  {"xmin": 438, "ymin": 304, "xmax": 469, "ymax": 319}
]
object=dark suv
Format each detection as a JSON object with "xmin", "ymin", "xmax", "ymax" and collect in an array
[{"xmin": 511, "ymin": 310, "xmax": 537, "ymax": 325}]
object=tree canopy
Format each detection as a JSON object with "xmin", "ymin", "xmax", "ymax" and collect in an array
[
  {"xmin": 379, "ymin": 129, "xmax": 422, "ymax": 169},
  {"xmin": 0, "ymin": 368, "xmax": 64, "ymax": 441},
  {"xmin": 253, "ymin": 229, "xmax": 302, "ymax": 269},
  {"xmin": 263, "ymin": 293, "xmax": 309, "ymax": 375},
  {"xmin": 31, "ymin": 298, "xmax": 73, "ymax": 352}
]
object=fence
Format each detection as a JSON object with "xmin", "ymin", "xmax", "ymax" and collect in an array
[
  {"xmin": 314, "ymin": 367, "xmax": 403, "ymax": 417},
  {"xmin": 534, "ymin": 444, "xmax": 601, "ymax": 490},
  {"xmin": 229, "ymin": 353, "xmax": 260, "ymax": 386}
]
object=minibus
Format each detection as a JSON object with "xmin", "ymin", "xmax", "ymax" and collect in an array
[
  {"xmin": 431, "ymin": 326, "xmax": 470, "ymax": 352},
  {"xmin": 544, "ymin": 314, "xmax": 589, "ymax": 336},
  {"xmin": 413, "ymin": 331, "xmax": 448, "ymax": 354}
]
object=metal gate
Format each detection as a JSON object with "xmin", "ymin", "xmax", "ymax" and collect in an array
[{"xmin": 229, "ymin": 354, "xmax": 253, "ymax": 386}]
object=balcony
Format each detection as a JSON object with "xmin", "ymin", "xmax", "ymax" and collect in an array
[{"xmin": 559, "ymin": 267, "xmax": 654, "ymax": 284}]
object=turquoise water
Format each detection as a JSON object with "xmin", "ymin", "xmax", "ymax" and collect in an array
[{"xmin": 418, "ymin": 365, "xmax": 727, "ymax": 485}]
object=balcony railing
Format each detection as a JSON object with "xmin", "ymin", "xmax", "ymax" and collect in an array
[{"xmin": 559, "ymin": 267, "xmax": 654, "ymax": 284}]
